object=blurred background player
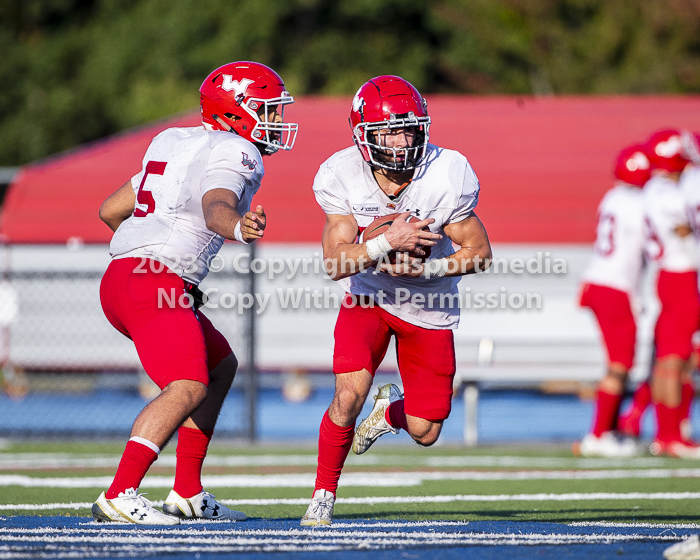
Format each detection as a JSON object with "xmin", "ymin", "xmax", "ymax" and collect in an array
[
  {"xmin": 641, "ymin": 129, "xmax": 699, "ymax": 458},
  {"xmin": 678, "ymin": 131, "xmax": 700, "ymax": 439},
  {"xmin": 575, "ymin": 144, "xmax": 650, "ymax": 457},
  {"xmin": 301, "ymin": 75, "xmax": 492, "ymax": 526},
  {"xmin": 663, "ymin": 131, "xmax": 700, "ymax": 554},
  {"xmin": 619, "ymin": 131, "xmax": 700, "ymax": 440},
  {"xmin": 93, "ymin": 61, "xmax": 297, "ymax": 524}
]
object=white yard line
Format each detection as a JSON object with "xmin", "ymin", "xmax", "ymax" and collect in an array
[
  {"xmin": 0, "ymin": 453, "xmax": 672, "ymax": 470},
  {"xmin": 328, "ymin": 492, "xmax": 700, "ymax": 504},
  {"xmin": 414, "ymin": 469, "xmax": 700, "ymax": 481},
  {"xmin": 423, "ymin": 456, "xmax": 669, "ymax": 468},
  {"xmin": 0, "ymin": 454, "xmax": 323, "ymax": 470},
  {"xmin": 3, "ymin": 492, "xmax": 700, "ymax": 511},
  {"xmin": 0, "ymin": 527, "xmax": 680, "ymax": 547},
  {"xmin": 1, "ymin": 468, "xmax": 700, "ymax": 489},
  {"xmin": 571, "ymin": 521, "xmax": 700, "ymax": 529}
]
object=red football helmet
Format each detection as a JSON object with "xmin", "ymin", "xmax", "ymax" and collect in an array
[
  {"xmin": 645, "ymin": 129, "xmax": 691, "ymax": 173},
  {"xmin": 614, "ymin": 144, "xmax": 651, "ymax": 188},
  {"xmin": 200, "ymin": 62, "xmax": 297, "ymax": 154},
  {"xmin": 349, "ymin": 75, "xmax": 431, "ymax": 172}
]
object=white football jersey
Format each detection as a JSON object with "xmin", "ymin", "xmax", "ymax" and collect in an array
[
  {"xmin": 110, "ymin": 126, "xmax": 264, "ymax": 284},
  {"xmin": 643, "ymin": 173, "xmax": 698, "ymax": 273},
  {"xmin": 581, "ymin": 184, "xmax": 645, "ymax": 295},
  {"xmin": 681, "ymin": 164, "xmax": 700, "ymax": 247},
  {"xmin": 313, "ymin": 144, "xmax": 480, "ymax": 330}
]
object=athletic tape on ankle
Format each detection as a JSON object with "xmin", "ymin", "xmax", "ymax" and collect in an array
[
  {"xmin": 365, "ymin": 234, "xmax": 393, "ymax": 261},
  {"xmin": 233, "ymin": 221, "xmax": 249, "ymax": 244},
  {"xmin": 422, "ymin": 257, "xmax": 450, "ymax": 279},
  {"xmin": 129, "ymin": 436, "xmax": 161, "ymax": 455}
]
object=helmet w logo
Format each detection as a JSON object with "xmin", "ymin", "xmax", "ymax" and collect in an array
[
  {"xmin": 352, "ymin": 94, "xmax": 365, "ymax": 114},
  {"xmin": 221, "ymin": 76, "xmax": 254, "ymax": 97},
  {"xmin": 655, "ymin": 136, "xmax": 682, "ymax": 158}
]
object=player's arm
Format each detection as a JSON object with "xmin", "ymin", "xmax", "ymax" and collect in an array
[
  {"xmin": 437, "ymin": 212, "xmax": 492, "ymax": 277},
  {"xmin": 674, "ymin": 224, "xmax": 693, "ymax": 238},
  {"xmin": 380, "ymin": 212, "xmax": 491, "ymax": 278},
  {"xmin": 322, "ymin": 214, "xmax": 367, "ymax": 280},
  {"xmin": 99, "ymin": 181, "xmax": 136, "ymax": 232},
  {"xmin": 202, "ymin": 188, "xmax": 266, "ymax": 243},
  {"xmin": 664, "ymin": 187, "xmax": 693, "ymax": 238},
  {"xmin": 322, "ymin": 212, "xmax": 441, "ymax": 280}
]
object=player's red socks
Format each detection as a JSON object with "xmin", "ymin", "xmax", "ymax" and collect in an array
[
  {"xmin": 680, "ymin": 381, "xmax": 695, "ymax": 424},
  {"xmin": 633, "ymin": 381, "xmax": 652, "ymax": 410},
  {"xmin": 106, "ymin": 438, "xmax": 159, "ymax": 499},
  {"xmin": 655, "ymin": 403, "xmax": 682, "ymax": 443},
  {"xmin": 174, "ymin": 426, "xmax": 214, "ymax": 498},
  {"xmin": 386, "ymin": 400, "xmax": 409, "ymax": 432},
  {"xmin": 618, "ymin": 381, "xmax": 652, "ymax": 436},
  {"xmin": 314, "ymin": 410, "xmax": 354, "ymax": 496},
  {"xmin": 592, "ymin": 389, "xmax": 623, "ymax": 437}
]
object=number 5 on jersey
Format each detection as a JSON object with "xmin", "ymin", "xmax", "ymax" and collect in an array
[{"xmin": 134, "ymin": 161, "xmax": 167, "ymax": 217}]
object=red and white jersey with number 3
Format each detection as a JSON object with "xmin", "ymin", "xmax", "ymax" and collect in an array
[
  {"xmin": 109, "ymin": 126, "xmax": 264, "ymax": 284},
  {"xmin": 643, "ymin": 174, "xmax": 698, "ymax": 273},
  {"xmin": 581, "ymin": 184, "xmax": 645, "ymax": 295}
]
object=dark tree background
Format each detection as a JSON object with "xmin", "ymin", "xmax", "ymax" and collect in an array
[{"xmin": 1, "ymin": 0, "xmax": 699, "ymax": 165}]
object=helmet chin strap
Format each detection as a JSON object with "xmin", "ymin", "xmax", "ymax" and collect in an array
[
  {"xmin": 212, "ymin": 114, "xmax": 235, "ymax": 133},
  {"xmin": 211, "ymin": 114, "xmax": 277, "ymax": 156}
]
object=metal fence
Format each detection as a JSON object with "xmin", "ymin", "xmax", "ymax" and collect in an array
[
  {"xmin": 0, "ymin": 245, "xmax": 258, "ymax": 440},
  {"xmin": 0, "ymin": 242, "xmax": 649, "ymax": 443}
]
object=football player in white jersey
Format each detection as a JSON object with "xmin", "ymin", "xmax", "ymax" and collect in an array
[
  {"xmin": 619, "ymin": 132, "xmax": 700, "ymax": 443},
  {"xmin": 642, "ymin": 129, "xmax": 699, "ymax": 459},
  {"xmin": 301, "ymin": 75, "xmax": 492, "ymax": 526},
  {"xmin": 664, "ymin": 130, "xmax": 700, "ymax": 560},
  {"xmin": 93, "ymin": 61, "xmax": 297, "ymax": 524},
  {"xmin": 678, "ymin": 131, "xmax": 700, "ymax": 439},
  {"xmin": 574, "ymin": 144, "xmax": 650, "ymax": 457}
]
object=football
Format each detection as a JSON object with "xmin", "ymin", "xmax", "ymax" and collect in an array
[{"xmin": 360, "ymin": 213, "xmax": 432, "ymax": 263}]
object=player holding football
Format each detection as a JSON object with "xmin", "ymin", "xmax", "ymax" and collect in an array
[
  {"xmin": 93, "ymin": 61, "xmax": 297, "ymax": 524},
  {"xmin": 575, "ymin": 144, "xmax": 650, "ymax": 457},
  {"xmin": 301, "ymin": 75, "xmax": 492, "ymax": 526},
  {"xmin": 642, "ymin": 129, "xmax": 699, "ymax": 458}
]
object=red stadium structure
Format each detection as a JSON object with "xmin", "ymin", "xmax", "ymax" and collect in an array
[{"xmin": 1, "ymin": 96, "xmax": 700, "ymax": 244}]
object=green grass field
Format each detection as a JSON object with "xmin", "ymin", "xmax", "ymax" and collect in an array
[{"xmin": 2, "ymin": 440, "xmax": 699, "ymax": 526}]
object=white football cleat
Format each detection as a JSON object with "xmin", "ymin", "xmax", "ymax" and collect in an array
[
  {"xmin": 162, "ymin": 490, "xmax": 246, "ymax": 521},
  {"xmin": 92, "ymin": 488, "xmax": 179, "ymax": 525},
  {"xmin": 300, "ymin": 489, "xmax": 335, "ymax": 526},
  {"xmin": 573, "ymin": 431, "xmax": 644, "ymax": 457},
  {"xmin": 650, "ymin": 439, "xmax": 700, "ymax": 459},
  {"xmin": 664, "ymin": 534, "xmax": 700, "ymax": 560},
  {"xmin": 352, "ymin": 384, "xmax": 403, "ymax": 455},
  {"xmin": 681, "ymin": 418, "xmax": 693, "ymax": 442}
]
